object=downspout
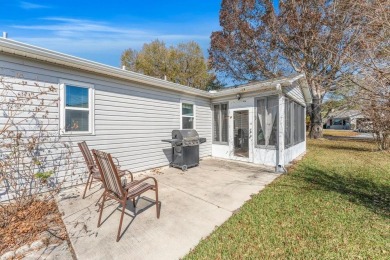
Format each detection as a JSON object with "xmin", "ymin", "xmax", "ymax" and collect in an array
[{"xmin": 275, "ymin": 84, "xmax": 286, "ymax": 173}]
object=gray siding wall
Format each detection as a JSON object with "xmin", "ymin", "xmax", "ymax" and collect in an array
[
  {"xmin": 0, "ymin": 54, "xmax": 212, "ymax": 188},
  {"xmin": 283, "ymin": 82, "xmax": 305, "ymax": 105}
]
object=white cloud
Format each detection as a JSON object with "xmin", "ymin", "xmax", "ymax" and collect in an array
[
  {"xmin": 20, "ymin": 1, "xmax": 50, "ymax": 10},
  {"xmin": 11, "ymin": 17, "xmax": 209, "ymax": 51},
  {"xmin": 11, "ymin": 17, "xmax": 211, "ymax": 65}
]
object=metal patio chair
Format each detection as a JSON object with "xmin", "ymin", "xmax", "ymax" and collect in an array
[
  {"xmin": 78, "ymin": 141, "xmax": 127, "ymax": 199},
  {"xmin": 92, "ymin": 149, "xmax": 159, "ymax": 242}
]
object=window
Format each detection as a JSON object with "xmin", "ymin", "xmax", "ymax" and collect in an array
[
  {"xmin": 256, "ymin": 96, "xmax": 278, "ymax": 147},
  {"xmin": 333, "ymin": 119, "xmax": 343, "ymax": 125},
  {"xmin": 213, "ymin": 103, "xmax": 228, "ymax": 144},
  {"xmin": 181, "ymin": 103, "xmax": 195, "ymax": 129},
  {"xmin": 60, "ymin": 80, "xmax": 94, "ymax": 135},
  {"xmin": 284, "ymin": 97, "xmax": 305, "ymax": 147}
]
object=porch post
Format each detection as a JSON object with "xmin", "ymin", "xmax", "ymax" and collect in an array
[{"xmin": 277, "ymin": 89, "xmax": 285, "ymax": 172}]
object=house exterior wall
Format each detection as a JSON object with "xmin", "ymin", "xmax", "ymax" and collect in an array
[
  {"xmin": 284, "ymin": 141, "xmax": 306, "ymax": 163},
  {"xmin": 0, "ymin": 54, "xmax": 212, "ymax": 189},
  {"xmin": 211, "ymin": 88, "xmax": 307, "ymax": 167},
  {"xmin": 327, "ymin": 115, "xmax": 361, "ymax": 130}
]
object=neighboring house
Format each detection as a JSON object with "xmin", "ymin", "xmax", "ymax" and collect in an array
[
  {"xmin": 324, "ymin": 109, "xmax": 366, "ymax": 131},
  {"xmin": 0, "ymin": 38, "xmax": 312, "ymax": 195}
]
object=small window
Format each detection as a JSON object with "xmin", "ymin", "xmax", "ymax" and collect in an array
[
  {"xmin": 256, "ymin": 96, "xmax": 278, "ymax": 147},
  {"xmin": 60, "ymin": 81, "xmax": 94, "ymax": 135},
  {"xmin": 181, "ymin": 103, "xmax": 195, "ymax": 129},
  {"xmin": 213, "ymin": 103, "xmax": 228, "ymax": 144}
]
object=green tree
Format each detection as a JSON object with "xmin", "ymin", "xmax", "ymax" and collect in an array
[
  {"xmin": 120, "ymin": 48, "xmax": 138, "ymax": 72},
  {"xmin": 135, "ymin": 40, "xmax": 170, "ymax": 79},
  {"xmin": 121, "ymin": 40, "xmax": 220, "ymax": 90}
]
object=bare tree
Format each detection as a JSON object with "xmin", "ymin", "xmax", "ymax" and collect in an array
[
  {"xmin": 361, "ymin": 73, "xmax": 390, "ymax": 150},
  {"xmin": 0, "ymin": 78, "xmax": 74, "ymax": 226},
  {"xmin": 342, "ymin": 1, "xmax": 390, "ymax": 149},
  {"xmin": 210, "ymin": 0, "xmax": 383, "ymax": 138}
]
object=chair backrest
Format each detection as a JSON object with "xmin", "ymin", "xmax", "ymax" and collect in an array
[
  {"xmin": 78, "ymin": 141, "xmax": 95, "ymax": 170},
  {"xmin": 92, "ymin": 149, "xmax": 125, "ymax": 199}
]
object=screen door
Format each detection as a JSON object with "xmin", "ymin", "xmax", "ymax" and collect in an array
[{"xmin": 233, "ymin": 110, "xmax": 249, "ymax": 157}]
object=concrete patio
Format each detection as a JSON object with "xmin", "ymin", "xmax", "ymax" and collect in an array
[{"xmin": 57, "ymin": 158, "xmax": 279, "ymax": 260}]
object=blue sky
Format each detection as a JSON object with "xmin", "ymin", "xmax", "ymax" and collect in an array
[{"xmin": 1, "ymin": 1, "xmax": 222, "ymax": 67}]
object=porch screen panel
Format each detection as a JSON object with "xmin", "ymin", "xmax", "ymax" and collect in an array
[
  {"xmin": 213, "ymin": 104, "xmax": 220, "ymax": 142},
  {"xmin": 256, "ymin": 99, "xmax": 266, "ymax": 145},
  {"xmin": 267, "ymin": 96, "xmax": 278, "ymax": 146},
  {"xmin": 293, "ymin": 102, "xmax": 299, "ymax": 144},
  {"xmin": 298, "ymin": 105, "xmax": 302, "ymax": 143},
  {"xmin": 285, "ymin": 98, "xmax": 291, "ymax": 147},
  {"xmin": 221, "ymin": 103, "xmax": 228, "ymax": 142},
  {"xmin": 284, "ymin": 97, "xmax": 306, "ymax": 146}
]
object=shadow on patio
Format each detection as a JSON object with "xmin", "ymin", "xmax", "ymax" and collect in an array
[{"xmin": 57, "ymin": 158, "xmax": 278, "ymax": 260}]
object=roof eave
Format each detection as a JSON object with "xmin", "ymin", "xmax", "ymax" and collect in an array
[
  {"xmin": 0, "ymin": 39, "xmax": 313, "ymax": 102},
  {"xmin": 0, "ymin": 38, "xmax": 211, "ymax": 98}
]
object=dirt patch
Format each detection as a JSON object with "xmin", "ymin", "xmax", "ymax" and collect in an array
[{"xmin": 0, "ymin": 199, "xmax": 69, "ymax": 254}]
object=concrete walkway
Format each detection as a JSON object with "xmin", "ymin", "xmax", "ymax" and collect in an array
[{"xmin": 57, "ymin": 158, "xmax": 279, "ymax": 260}]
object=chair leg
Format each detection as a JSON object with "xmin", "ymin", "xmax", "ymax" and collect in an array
[
  {"xmin": 95, "ymin": 191, "xmax": 104, "ymax": 211},
  {"xmin": 155, "ymin": 187, "xmax": 160, "ymax": 219},
  {"xmin": 82, "ymin": 173, "xmax": 93, "ymax": 199},
  {"xmin": 116, "ymin": 201, "xmax": 127, "ymax": 242},
  {"xmin": 97, "ymin": 192, "xmax": 106, "ymax": 227},
  {"xmin": 89, "ymin": 175, "xmax": 94, "ymax": 189},
  {"xmin": 132, "ymin": 198, "xmax": 136, "ymax": 208}
]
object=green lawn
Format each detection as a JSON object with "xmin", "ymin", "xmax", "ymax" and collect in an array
[{"xmin": 185, "ymin": 131, "xmax": 390, "ymax": 259}]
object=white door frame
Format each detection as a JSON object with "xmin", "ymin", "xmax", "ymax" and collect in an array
[{"xmin": 228, "ymin": 99, "xmax": 254, "ymax": 163}]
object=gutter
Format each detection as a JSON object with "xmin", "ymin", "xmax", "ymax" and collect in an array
[{"xmin": 209, "ymin": 74, "xmax": 312, "ymax": 104}]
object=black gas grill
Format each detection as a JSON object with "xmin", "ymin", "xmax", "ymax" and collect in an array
[{"xmin": 162, "ymin": 130, "xmax": 206, "ymax": 171}]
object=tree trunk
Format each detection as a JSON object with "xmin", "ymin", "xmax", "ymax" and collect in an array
[{"xmin": 309, "ymin": 96, "xmax": 323, "ymax": 139}]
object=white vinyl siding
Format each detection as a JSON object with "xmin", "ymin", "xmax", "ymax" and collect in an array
[
  {"xmin": 283, "ymin": 83, "xmax": 305, "ymax": 105},
  {"xmin": 0, "ymin": 54, "xmax": 212, "ymax": 191}
]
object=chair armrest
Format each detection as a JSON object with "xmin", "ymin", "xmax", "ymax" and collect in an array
[
  {"xmin": 112, "ymin": 156, "xmax": 121, "ymax": 167},
  {"xmin": 137, "ymin": 176, "xmax": 158, "ymax": 188},
  {"xmin": 119, "ymin": 169, "xmax": 134, "ymax": 182}
]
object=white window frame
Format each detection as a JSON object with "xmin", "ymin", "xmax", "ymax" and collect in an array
[
  {"xmin": 180, "ymin": 101, "xmax": 196, "ymax": 129},
  {"xmin": 59, "ymin": 79, "xmax": 95, "ymax": 136},
  {"xmin": 212, "ymin": 102, "xmax": 229, "ymax": 145}
]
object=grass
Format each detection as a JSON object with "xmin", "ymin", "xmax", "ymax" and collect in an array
[{"xmin": 185, "ymin": 130, "xmax": 390, "ymax": 259}]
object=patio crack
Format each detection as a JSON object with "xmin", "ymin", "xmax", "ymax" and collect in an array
[{"xmin": 158, "ymin": 181, "xmax": 233, "ymax": 212}]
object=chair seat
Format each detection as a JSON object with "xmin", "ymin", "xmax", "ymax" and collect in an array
[{"xmin": 124, "ymin": 181, "xmax": 155, "ymax": 198}]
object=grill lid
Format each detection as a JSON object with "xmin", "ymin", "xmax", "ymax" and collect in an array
[{"xmin": 172, "ymin": 129, "xmax": 199, "ymax": 140}]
